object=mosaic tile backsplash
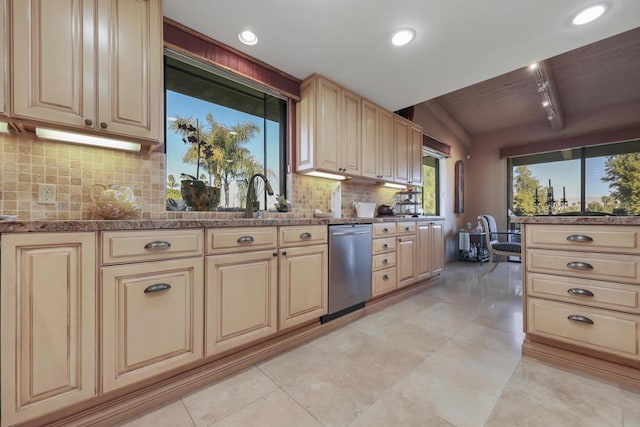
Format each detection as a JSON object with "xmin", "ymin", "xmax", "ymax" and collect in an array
[{"xmin": 0, "ymin": 133, "xmax": 398, "ymax": 220}]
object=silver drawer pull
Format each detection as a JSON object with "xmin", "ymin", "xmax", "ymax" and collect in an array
[
  {"xmin": 382, "ymin": 244, "xmax": 389, "ymax": 249},
  {"xmin": 567, "ymin": 261, "xmax": 593, "ymax": 270},
  {"xmin": 566, "ymin": 235, "xmax": 593, "ymax": 242},
  {"xmin": 383, "ymin": 274, "xmax": 390, "ymax": 280},
  {"xmin": 382, "ymin": 228, "xmax": 389, "ymax": 233},
  {"xmin": 567, "ymin": 288, "xmax": 595, "ymax": 297},
  {"xmin": 567, "ymin": 314, "xmax": 594, "ymax": 325},
  {"xmin": 300, "ymin": 232, "xmax": 312, "ymax": 239},
  {"xmin": 382, "ymin": 259, "xmax": 389, "ymax": 264},
  {"xmin": 405, "ymin": 227, "xmax": 411, "ymax": 231},
  {"xmin": 144, "ymin": 241, "xmax": 171, "ymax": 250},
  {"xmin": 144, "ymin": 283, "xmax": 171, "ymax": 293},
  {"xmin": 237, "ymin": 236, "xmax": 255, "ymax": 243}
]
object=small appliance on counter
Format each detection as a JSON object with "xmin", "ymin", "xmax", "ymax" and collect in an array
[
  {"xmin": 376, "ymin": 204, "xmax": 394, "ymax": 216},
  {"xmin": 353, "ymin": 202, "xmax": 376, "ymax": 218}
]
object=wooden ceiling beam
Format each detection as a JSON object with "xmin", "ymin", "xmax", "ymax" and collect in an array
[{"xmin": 425, "ymin": 99, "xmax": 472, "ymax": 145}]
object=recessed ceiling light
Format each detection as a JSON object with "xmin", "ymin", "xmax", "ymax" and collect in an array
[
  {"xmin": 238, "ymin": 30, "xmax": 258, "ymax": 45},
  {"xmin": 572, "ymin": 5, "xmax": 607, "ymax": 25},
  {"xmin": 391, "ymin": 29, "xmax": 416, "ymax": 47}
]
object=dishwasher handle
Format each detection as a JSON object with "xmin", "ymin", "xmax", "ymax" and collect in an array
[{"xmin": 331, "ymin": 230, "xmax": 371, "ymax": 236}]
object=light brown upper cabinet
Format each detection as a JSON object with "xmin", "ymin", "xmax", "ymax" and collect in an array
[
  {"xmin": 297, "ymin": 74, "xmax": 361, "ymax": 176},
  {"xmin": 362, "ymin": 100, "xmax": 395, "ymax": 181},
  {"xmin": 298, "ymin": 73, "xmax": 423, "ymax": 184},
  {"xmin": 395, "ymin": 116, "xmax": 423, "ymax": 186},
  {"xmin": 0, "ymin": 0, "xmax": 6, "ymax": 118},
  {"xmin": 10, "ymin": 0, "xmax": 163, "ymax": 145}
]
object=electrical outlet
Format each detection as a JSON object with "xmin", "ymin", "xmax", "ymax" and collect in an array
[{"xmin": 38, "ymin": 184, "xmax": 56, "ymax": 204}]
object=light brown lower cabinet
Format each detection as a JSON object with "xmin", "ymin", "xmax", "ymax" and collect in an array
[
  {"xmin": 1, "ymin": 232, "xmax": 97, "ymax": 427},
  {"xmin": 430, "ymin": 222, "xmax": 445, "ymax": 275},
  {"xmin": 278, "ymin": 244, "xmax": 328, "ymax": 330},
  {"xmin": 416, "ymin": 221, "xmax": 445, "ymax": 280},
  {"xmin": 397, "ymin": 234, "xmax": 417, "ymax": 288},
  {"xmin": 101, "ymin": 258, "xmax": 204, "ymax": 392},
  {"xmin": 206, "ymin": 250, "xmax": 278, "ymax": 357}
]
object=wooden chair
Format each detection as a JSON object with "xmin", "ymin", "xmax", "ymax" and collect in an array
[{"xmin": 478, "ymin": 215, "xmax": 521, "ymax": 272}]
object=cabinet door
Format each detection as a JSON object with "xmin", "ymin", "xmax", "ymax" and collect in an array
[
  {"xmin": 416, "ymin": 223, "xmax": 432, "ymax": 281},
  {"xmin": 279, "ymin": 244, "xmax": 328, "ymax": 330},
  {"xmin": 11, "ymin": 0, "xmax": 96, "ymax": 127},
  {"xmin": 341, "ymin": 88, "xmax": 361, "ymax": 174},
  {"xmin": 101, "ymin": 258, "xmax": 204, "ymax": 393},
  {"xmin": 394, "ymin": 116, "xmax": 410, "ymax": 184},
  {"xmin": 397, "ymin": 235, "xmax": 417, "ymax": 288},
  {"xmin": 206, "ymin": 250, "xmax": 278, "ymax": 356},
  {"xmin": 431, "ymin": 222, "xmax": 445, "ymax": 274},
  {"xmin": 361, "ymin": 99, "xmax": 379, "ymax": 179},
  {"xmin": 1, "ymin": 232, "xmax": 96, "ymax": 426},
  {"xmin": 316, "ymin": 76, "xmax": 341, "ymax": 172},
  {"xmin": 96, "ymin": 0, "xmax": 162, "ymax": 141},
  {"xmin": 378, "ymin": 109, "xmax": 395, "ymax": 181},
  {"xmin": 410, "ymin": 124, "xmax": 423, "ymax": 185},
  {"xmin": 0, "ymin": 0, "xmax": 6, "ymax": 117}
]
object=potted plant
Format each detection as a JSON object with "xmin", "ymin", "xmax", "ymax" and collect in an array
[
  {"xmin": 175, "ymin": 119, "xmax": 220, "ymax": 211},
  {"xmin": 274, "ymin": 194, "xmax": 289, "ymax": 212}
]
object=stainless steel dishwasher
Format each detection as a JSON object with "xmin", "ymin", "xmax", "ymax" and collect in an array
[{"xmin": 322, "ymin": 224, "xmax": 373, "ymax": 323}]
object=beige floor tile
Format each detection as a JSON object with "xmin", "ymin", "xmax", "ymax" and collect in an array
[
  {"xmin": 119, "ymin": 400, "xmax": 194, "ymax": 427},
  {"xmin": 281, "ymin": 360, "xmax": 377, "ymax": 427},
  {"xmin": 485, "ymin": 358, "xmax": 622, "ymax": 427},
  {"xmin": 258, "ymin": 342, "xmax": 332, "ymax": 386},
  {"xmin": 403, "ymin": 300, "xmax": 484, "ymax": 338},
  {"xmin": 394, "ymin": 325, "xmax": 521, "ymax": 427},
  {"xmin": 211, "ymin": 389, "xmax": 321, "ymax": 427},
  {"xmin": 348, "ymin": 390, "xmax": 454, "ymax": 427},
  {"xmin": 622, "ymin": 388, "xmax": 640, "ymax": 427},
  {"xmin": 181, "ymin": 367, "xmax": 278, "ymax": 426}
]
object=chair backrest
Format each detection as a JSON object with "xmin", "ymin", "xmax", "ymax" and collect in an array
[{"xmin": 481, "ymin": 214, "xmax": 499, "ymax": 241}]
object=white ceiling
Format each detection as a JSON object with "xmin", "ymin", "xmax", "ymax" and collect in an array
[{"xmin": 162, "ymin": 0, "xmax": 640, "ymax": 112}]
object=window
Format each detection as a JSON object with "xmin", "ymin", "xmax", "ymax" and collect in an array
[
  {"xmin": 508, "ymin": 140, "xmax": 640, "ymax": 215},
  {"xmin": 165, "ymin": 52, "xmax": 286, "ymax": 211},
  {"xmin": 422, "ymin": 152, "xmax": 440, "ymax": 215}
]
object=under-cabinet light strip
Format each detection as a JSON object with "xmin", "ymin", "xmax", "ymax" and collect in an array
[{"xmin": 35, "ymin": 128, "xmax": 141, "ymax": 152}]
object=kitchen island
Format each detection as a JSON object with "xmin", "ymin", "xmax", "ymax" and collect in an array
[
  {"xmin": 513, "ymin": 215, "xmax": 640, "ymax": 390},
  {"xmin": 0, "ymin": 216, "xmax": 444, "ymax": 427}
]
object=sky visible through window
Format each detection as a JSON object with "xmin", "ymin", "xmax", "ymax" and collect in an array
[{"xmin": 523, "ymin": 158, "xmax": 609, "ymax": 200}]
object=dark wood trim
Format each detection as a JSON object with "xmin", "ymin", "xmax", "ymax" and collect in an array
[
  {"xmin": 423, "ymin": 133, "xmax": 451, "ymax": 157},
  {"xmin": 522, "ymin": 338, "xmax": 640, "ymax": 391},
  {"xmin": 499, "ymin": 123, "xmax": 640, "ymax": 158},
  {"xmin": 163, "ymin": 18, "xmax": 301, "ymax": 100}
]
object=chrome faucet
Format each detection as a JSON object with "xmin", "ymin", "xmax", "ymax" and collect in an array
[{"xmin": 245, "ymin": 173, "xmax": 274, "ymax": 218}]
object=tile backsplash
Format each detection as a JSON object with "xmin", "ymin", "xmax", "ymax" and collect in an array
[{"xmin": 0, "ymin": 133, "xmax": 398, "ymax": 221}]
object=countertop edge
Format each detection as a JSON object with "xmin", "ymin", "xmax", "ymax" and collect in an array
[
  {"xmin": 0, "ymin": 216, "xmax": 446, "ymax": 233},
  {"xmin": 510, "ymin": 216, "xmax": 640, "ymax": 225}
]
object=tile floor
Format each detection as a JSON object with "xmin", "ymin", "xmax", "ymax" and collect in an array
[{"xmin": 121, "ymin": 262, "xmax": 640, "ymax": 427}]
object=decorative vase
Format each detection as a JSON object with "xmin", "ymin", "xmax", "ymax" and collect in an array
[{"xmin": 180, "ymin": 180, "xmax": 220, "ymax": 211}]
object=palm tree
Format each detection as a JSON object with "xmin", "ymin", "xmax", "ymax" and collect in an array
[{"xmin": 169, "ymin": 114, "xmax": 261, "ymax": 208}]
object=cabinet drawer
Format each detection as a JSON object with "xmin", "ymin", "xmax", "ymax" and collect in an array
[
  {"xmin": 527, "ymin": 273, "xmax": 640, "ymax": 313},
  {"xmin": 525, "ymin": 225, "xmax": 640, "ymax": 254},
  {"xmin": 373, "ymin": 223, "xmax": 396, "ymax": 237},
  {"xmin": 102, "ymin": 229, "xmax": 203, "ymax": 264},
  {"xmin": 372, "ymin": 267, "xmax": 397, "ymax": 297},
  {"xmin": 206, "ymin": 227, "xmax": 277, "ymax": 254},
  {"xmin": 101, "ymin": 258, "xmax": 204, "ymax": 392},
  {"xmin": 279, "ymin": 225, "xmax": 327, "ymax": 247},
  {"xmin": 397, "ymin": 221, "xmax": 416, "ymax": 236},
  {"xmin": 527, "ymin": 297, "xmax": 640, "ymax": 359},
  {"xmin": 372, "ymin": 237, "xmax": 396, "ymax": 254},
  {"xmin": 527, "ymin": 249, "xmax": 640, "ymax": 284},
  {"xmin": 373, "ymin": 252, "xmax": 396, "ymax": 271}
]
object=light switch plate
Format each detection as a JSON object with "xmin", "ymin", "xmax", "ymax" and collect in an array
[{"xmin": 38, "ymin": 184, "xmax": 56, "ymax": 204}]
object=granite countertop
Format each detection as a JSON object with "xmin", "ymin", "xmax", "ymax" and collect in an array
[
  {"xmin": 0, "ymin": 216, "xmax": 446, "ymax": 233},
  {"xmin": 511, "ymin": 216, "xmax": 640, "ymax": 225}
]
